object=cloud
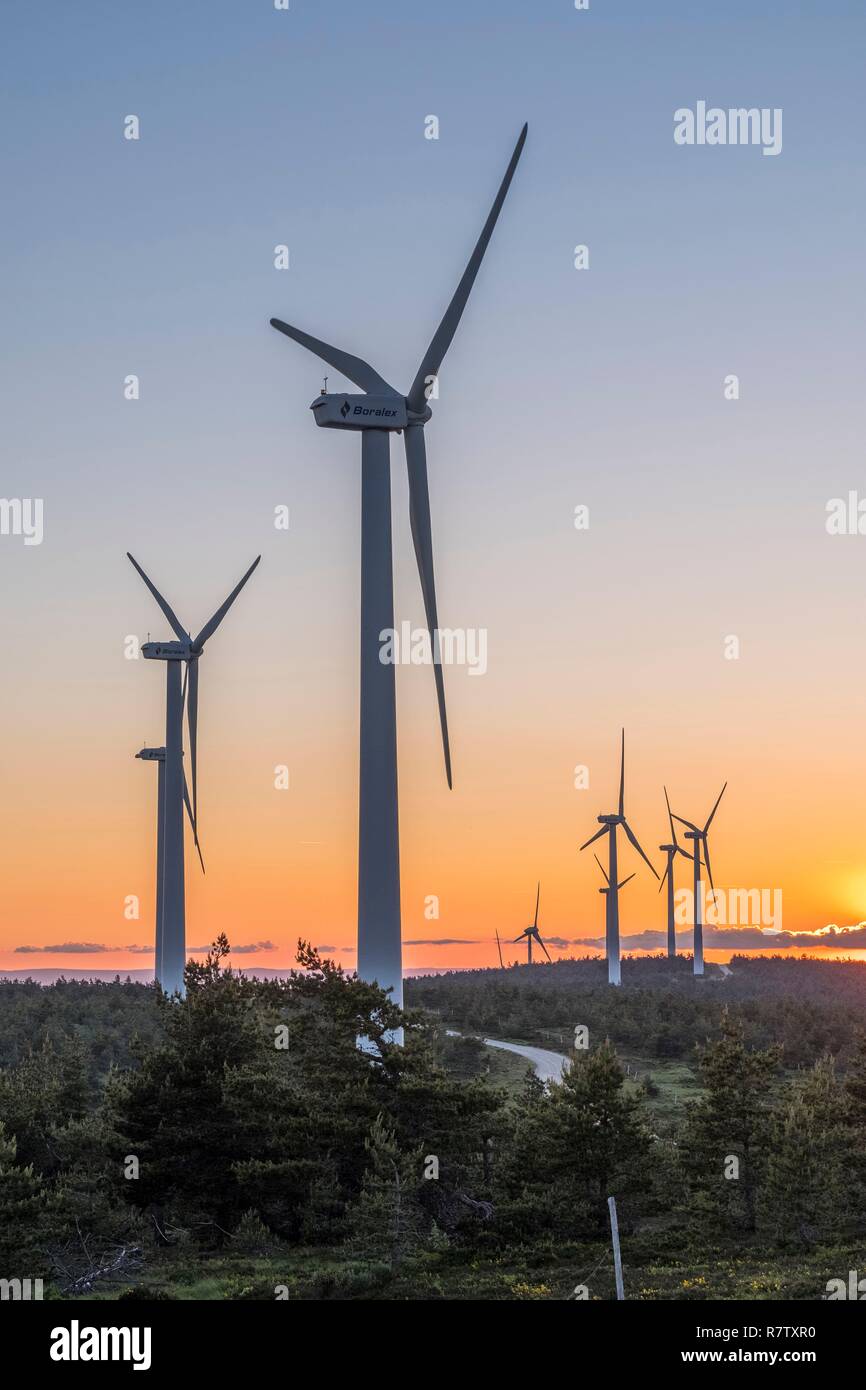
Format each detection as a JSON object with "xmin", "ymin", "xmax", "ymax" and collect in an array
[
  {"xmin": 14, "ymin": 940, "xmax": 277, "ymax": 958},
  {"xmin": 404, "ymin": 939, "xmax": 482, "ymax": 947},
  {"xmin": 315, "ymin": 944, "xmax": 337, "ymax": 953},
  {"xmin": 185, "ymin": 942, "xmax": 277, "ymax": 955},
  {"xmin": 15, "ymin": 943, "xmax": 153, "ymax": 955},
  {"xmin": 568, "ymin": 922, "xmax": 866, "ymax": 953}
]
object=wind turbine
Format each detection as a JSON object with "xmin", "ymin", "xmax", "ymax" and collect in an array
[
  {"xmin": 513, "ymin": 882, "xmax": 551, "ymax": 964},
  {"xmin": 594, "ymin": 856, "xmax": 636, "ymax": 900},
  {"xmin": 135, "ymin": 745, "xmax": 202, "ymax": 987},
  {"xmin": 128, "ymin": 554, "xmax": 260, "ymax": 996},
  {"xmin": 579, "ymin": 731, "xmax": 658, "ymax": 986},
  {"xmin": 658, "ymin": 786, "xmax": 692, "ymax": 960},
  {"xmin": 270, "ymin": 126, "xmax": 527, "ymax": 1019},
  {"xmin": 671, "ymin": 783, "xmax": 727, "ymax": 977}
]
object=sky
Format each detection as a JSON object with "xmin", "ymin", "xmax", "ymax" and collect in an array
[{"xmin": 2, "ymin": 0, "xmax": 866, "ymax": 977}]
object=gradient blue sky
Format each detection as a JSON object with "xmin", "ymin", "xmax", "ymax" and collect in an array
[{"xmin": 2, "ymin": 1, "xmax": 866, "ymax": 970}]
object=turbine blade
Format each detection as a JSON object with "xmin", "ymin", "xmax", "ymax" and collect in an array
[
  {"xmin": 182, "ymin": 771, "xmax": 205, "ymax": 874},
  {"xmin": 269, "ymin": 318, "xmax": 397, "ymax": 396},
  {"xmin": 535, "ymin": 929, "xmax": 552, "ymax": 962},
  {"xmin": 618, "ymin": 874, "xmax": 635, "ymax": 890},
  {"xmin": 127, "ymin": 554, "xmax": 187, "ymax": 643},
  {"xmin": 622, "ymin": 819, "xmax": 660, "ymax": 879},
  {"xmin": 533, "ymin": 881, "xmax": 540, "ymax": 929},
  {"xmin": 512, "ymin": 931, "xmax": 527, "ymax": 944},
  {"xmin": 406, "ymin": 124, "xmax": 528, "ymax": 414},
  {"xmin": 594, "ymin": 853, "xmax": 610, "ymax": 885},
  {"xmin": 618, "ymin": 729, "xmax": 625, "ymax": 817},
  {"xmin": 186, "ymin": 658, "xmax": 199, "ymax": 840},
  {"xmin": 672, "ymin": 813, "xmax": 700, "ymax": 833},
  {"xmin": 658, "ymin": 859, "xmax": 669, "ymax": 894},
  {"xmin": 676, "ymin": 845, "xmax": 693, "ymax": 862},
  {"xmin": 703, "ymin": 838, "xmax": 716, "ymax": 898},
  {"xmin": 664, "ymin": 785, "xmax": 678, "ymax": 846},
  {"xmin": 403, "ymin": 425, "xmax": 451, "ymax": 787},
  {"xmin": 580, "ymin": 825, "xmax": 609, "ymax": 851},
  {"xmin": 704, "ymin": 781, "xmax": 727, "ymax": 833},
  {"xmin": 193, "ymin": 556, "xmax": 261, "ymax": 649}
]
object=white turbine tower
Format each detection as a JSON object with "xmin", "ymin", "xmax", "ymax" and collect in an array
[
  {"xmin": 270, "ymin": 125, "xmax": 527, "ymax": 1022},
  {"xmin": 128, "ymin": 555, "xmax": 260, "ymax": 996},
  {"xmin": 135, "ymin": 745, "xmax": 201, "ymax": 987}
]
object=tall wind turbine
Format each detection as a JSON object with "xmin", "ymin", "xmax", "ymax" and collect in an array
[
  {"xmin": 671, "ymin": 783, "xmax": 726, "ymax": 977},
  {"xmin": 136, "ymin": 745, "xmax": 202, "ymax": 987},
  {"xmin": 128, "ymin": 555, "xmax": 260, "ymax": 996},
  {"xmin": 658, "ymin": 786, "xmax": 692, "ymax": 960},
  {"xmin": 513, "ymin": 883, "xmax": 551, "ymax": 965},
  {"xmin": 270, "ymin": 126, "xmax": 527, "ymax": 1017},
  {"xmin": 579, "ymin": 731, "xmax": 658, "ymax": 986}
]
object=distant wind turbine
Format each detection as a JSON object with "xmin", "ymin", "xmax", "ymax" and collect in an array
[
  {"xmin": 580, "ymin": 731, "xmax": 658, "ymax": 986},
  {"xmin": 128, "ymin": 555, "xmax": 260, "ymax": 996},
  {"xmin": 671, "ymin": 783, "xmax": 727, "ymax": 977},
  {"xmin": 495, "ymin": 929, "xmax": 504, "ymax": 969},
  {"xmin": 594, "ymin": 854, "xmax": 636, "ymax": 970},
  {"xmin": 658, "ymin": 786, "xmax": 692, "ymax": 960},
  {"xmin": 594, "ymin": 854, "xmax": 635, "ymax": 898},
  {"xmin": 513, "ymin": 883, "xmax": 551, "ymax": 964}
]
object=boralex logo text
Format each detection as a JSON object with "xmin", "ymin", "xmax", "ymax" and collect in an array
[
  {"xmin": 340, "ymin": 400, "xmax": 397, "ymax": 419},
  {"xmin": 674, "ymin": 102, "xmax": 782, "ymax": 157}
]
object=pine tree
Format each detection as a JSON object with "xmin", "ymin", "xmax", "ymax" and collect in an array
[
  {"xmin": 842, "ymin": 1031, "xmax": 866, "ymax": 1223},
  {"xmin": 499, "ymin": 1040, "xmax": 651, "ymax": 1238},
  {"xmin": 105, "ymin": 940, "xmax": 415, "ymax": 1244},
  {"xmin": 0, "ymin": 1120, "xmax": 53, "ymax": 1273},
  {"xmin": 760, "ymin": 1057, "xmax": 851, "ymax": 1247},
  {"xmin": 346, "ymin": 1114, "xmax": 427, "ymax": 1270},
  {"xmin": 844, "ymin": 1030, "xmax": 866, "ymax": 1123},
  {"xmin": 0, "ymin": 1034, "xmax": 89, "ymax": 1173},
  {"xmin": 680, "ymin": 1011, "xmax": 781, "ymax": 1234}
]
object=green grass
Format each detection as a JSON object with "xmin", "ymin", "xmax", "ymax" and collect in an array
[
  {"xmin": 481, "ymin": 1043, "xmax": 537, "ymax": 1095},
  {"xmin": 73, "ymin": 1240, "xmax": 864, "ymax": 1301},
  {"xmin": 620, "ymin": 1056, "xmax": 705, "ymax": 1126}
]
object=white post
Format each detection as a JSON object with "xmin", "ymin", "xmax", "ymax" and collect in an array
[{"xmin": 608, "ymin": 1195, "xmax": 624, "ymax": 1301}]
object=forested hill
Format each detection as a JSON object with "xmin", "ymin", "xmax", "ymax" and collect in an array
[
  {"xmin": 405, "ymin": 955, "xmax": 866, "ymax": 1068},
  {"xmin": 1, "ymin": 946, "xmax": 865, "ymax": 1300}
]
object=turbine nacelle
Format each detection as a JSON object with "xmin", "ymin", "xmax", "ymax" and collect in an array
[
  {"xmin": 136, "ymin": 746, "xmax": 165, "ymax": 761},
  {"xmin": 310, "ymin": 392, "xmax": 409, "ymax": 432},
  {"xmin": 142, "ymin": 640, "xmax": 190, "ymax": 662},
  {"xmin": 598, "ymin": 813, "xmax": 622, "ymax": 826}
]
